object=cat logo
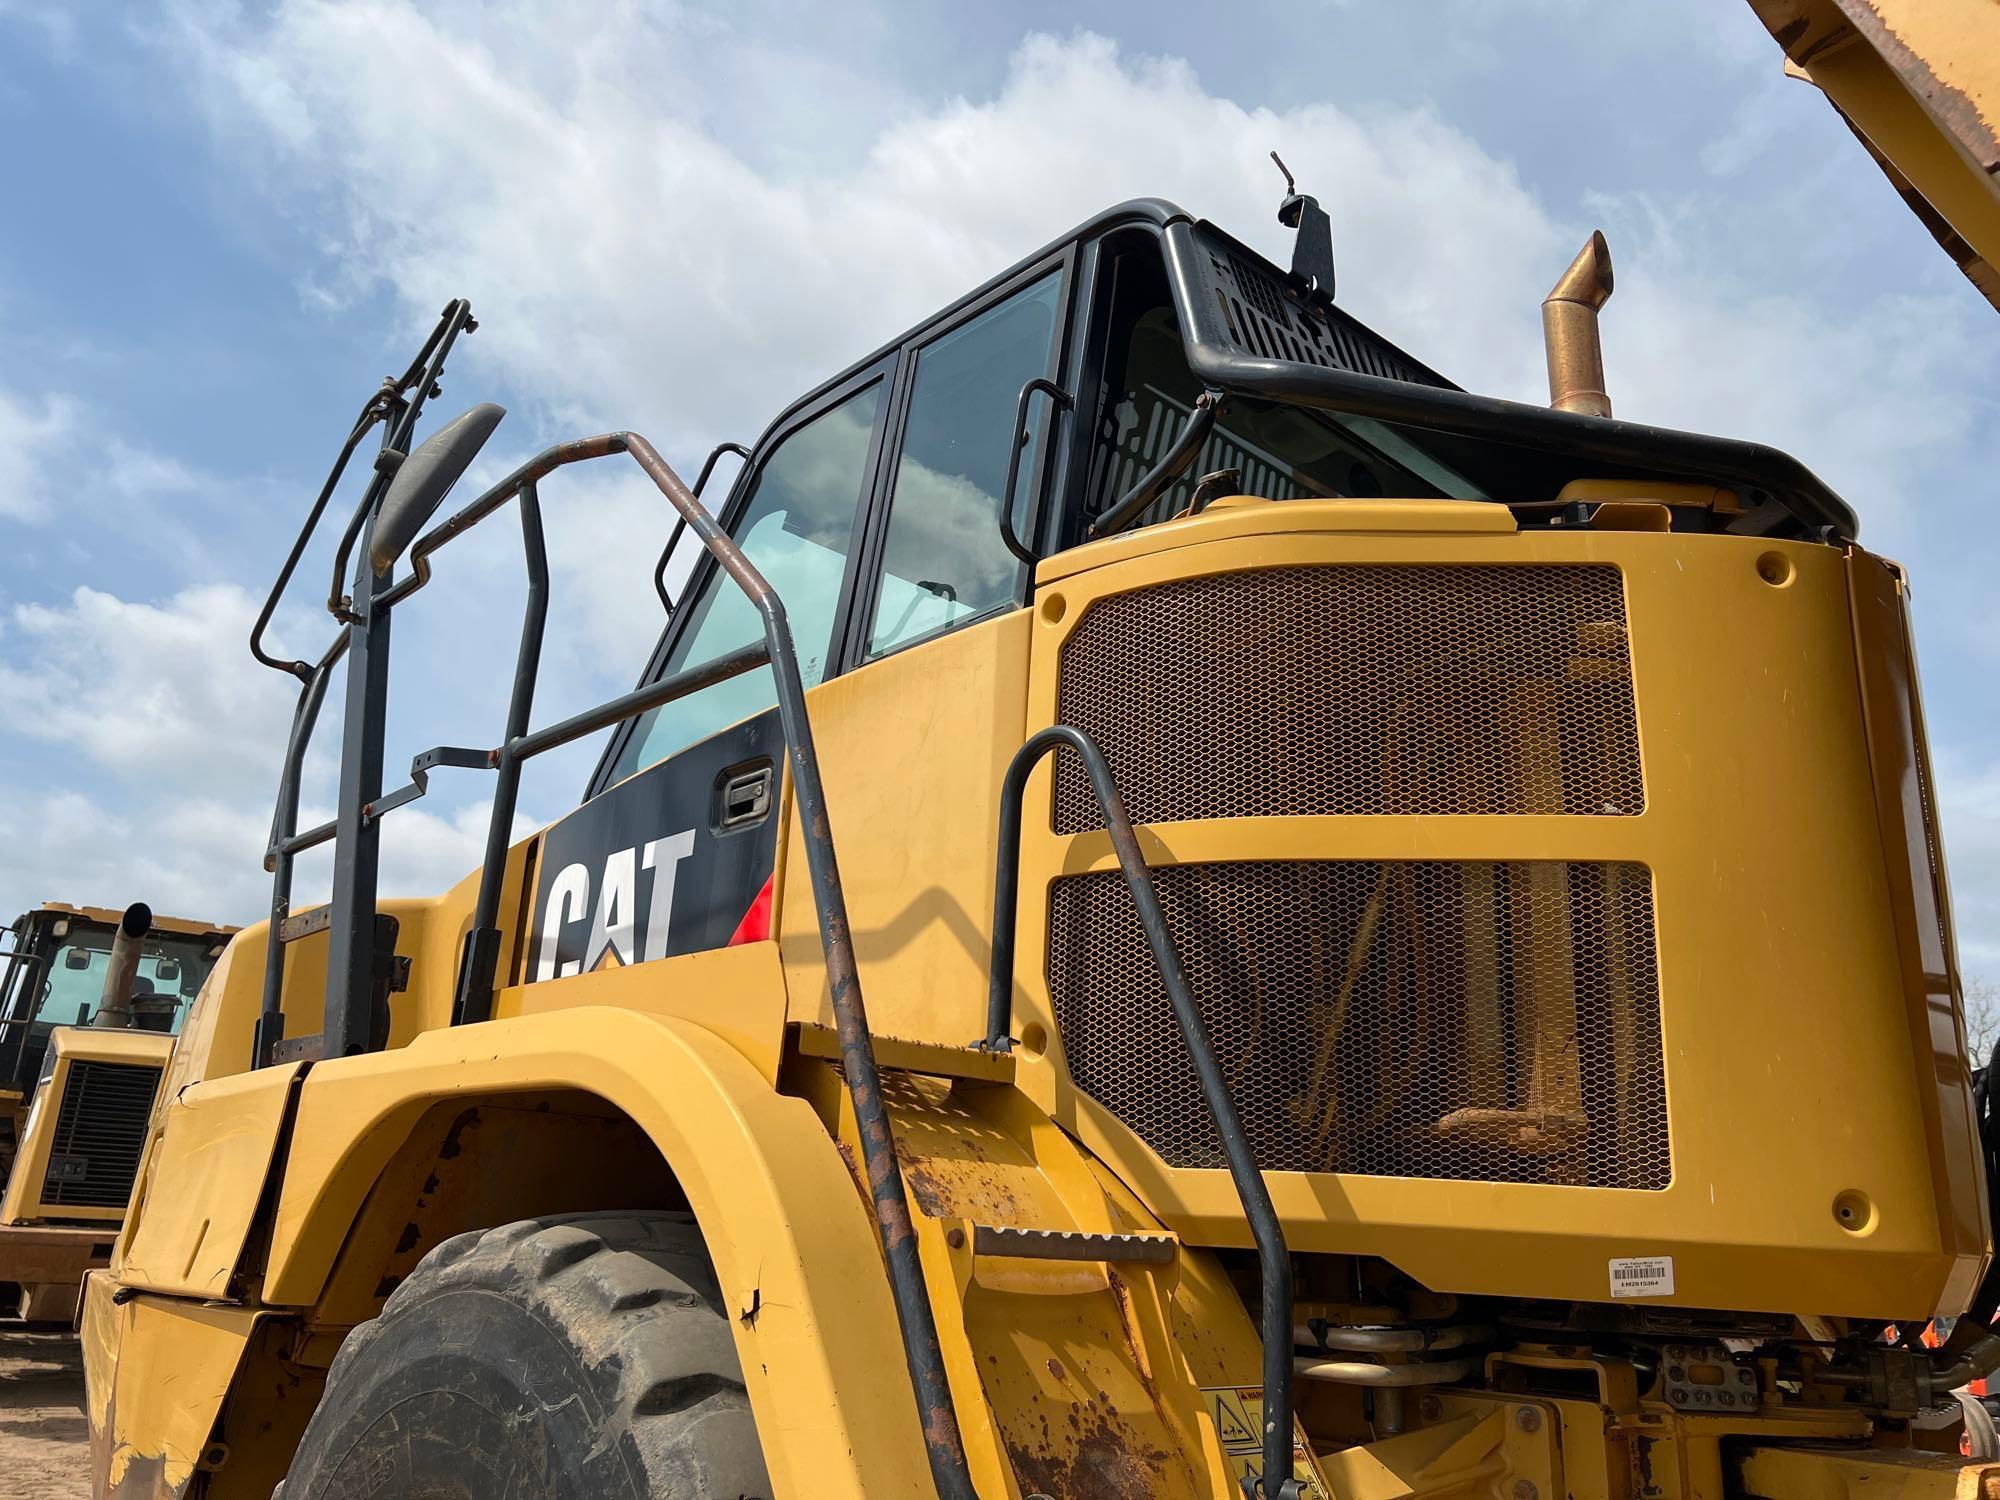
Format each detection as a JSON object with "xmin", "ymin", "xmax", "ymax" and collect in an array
[
  {"xmin": 533, "ymin": 832, "xmax": 696, "ymax": 982},
  {"xmin": 526, "ymin": 709, "xmax": 783, "ymax": 985}
]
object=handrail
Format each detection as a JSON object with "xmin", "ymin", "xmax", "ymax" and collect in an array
[
  {"xmin": 0, "ymin": 950, "xmax": 45, "ymax": 1089},
  {"xmin": 984, "ymin": 724, "xmax": 1299, "ymax": 1500},
  {"xmin": 250, "ymin": 418, "xmax": 978, "ymax": 1500},
  {"xmin": 653, "ymin": 440, "xmax": 749, "ymax": 612},
  {"xmin": 999, "ymin": 378, "xmax": 1072, "ymax": 567}
]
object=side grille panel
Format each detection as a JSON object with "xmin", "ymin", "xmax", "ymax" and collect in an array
[
  {"xmin": 1047, "ymin": 860, "xmax": 1668, "ymax": 1189},
  {"xmin": 1054, "ymin": 565, "xmax": 1642, "ymax": 832},
  {"xmin": 41, "ymin": 1060, "xmax": 161, "ymax": 1209}
]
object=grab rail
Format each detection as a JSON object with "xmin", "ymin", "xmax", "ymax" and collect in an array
[
  {"xmin": 250, "ymin": 408, "xmax": 977, "ymax": 1500},
  {"xmin": 983, "ymin": 724, "xmax": 1299, "ymax": 1500}
]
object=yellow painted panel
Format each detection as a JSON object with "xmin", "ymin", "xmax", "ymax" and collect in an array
[
  {"xmin": 1035, "ymin": 497, "xmax": 1518, "ymax": 584},
  {"xmin": 165, "ymin": 836, "xmax": 538, "ymax": 1087},
  {"xmin": 1004, "ymin": 525, "xmax": 1979, "ymax": 1319},
  {"xmin": 778, "ymin": 608, "xmax": 1031, "ymax": 1046},
  {"xmin": 117, "ymin": 1061, "xmax": 302, "ymax": 1298},
  {"xmin": 1848, "ymin": 550, "xmax": 1989, "ymax": 1303},
  {"xmin": 495, "ymin": 938, "xmax": 790, "ymax": 1080},
  {"xmin": 1739, "ymin": 1440, "xmax": 2000, "ymax": 1500}
]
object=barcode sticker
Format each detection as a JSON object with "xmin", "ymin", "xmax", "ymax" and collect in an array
[{"xmin": 1608, "ymin": 1256, "xmax": 1674, "ymax": 1298}]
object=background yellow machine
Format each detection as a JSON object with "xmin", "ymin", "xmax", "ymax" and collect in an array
[
  {"xmin": 0, "ymin": 903, "xmax": 234, "ymax": 1324},
  {"xmin": 79, "ymin": 8, "xmax": 2000, "ymax": 1495}
]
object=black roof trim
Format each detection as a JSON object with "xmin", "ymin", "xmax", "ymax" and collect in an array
[{"xmin": 1160, "ymin": 216, "xmax": 1858, "ymax": 539}]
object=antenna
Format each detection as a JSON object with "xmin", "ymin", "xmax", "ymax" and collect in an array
[{"xmin": 1270, "ymin": 150, "xmax": 1296, "ymax": 196}]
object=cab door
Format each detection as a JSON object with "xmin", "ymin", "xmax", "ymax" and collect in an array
[
  {"xmin": 535, "ymin": 363, "xmax": 893, "ymax": 981},
  {"xmin": 767, "ymin": 262, "xmax": 1076, "ymax": 1038},
  {"xmin": 845, "ymin": 264, "xmax": 1070, "ymax": 667}
]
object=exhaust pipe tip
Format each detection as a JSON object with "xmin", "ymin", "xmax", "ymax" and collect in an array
[
  {"xmin": 95, "ymin": 903, "xmax": 154, "ymax": 1028},
  {"xmin": 1543, "ymin": 230, "xmax": 1614, "ymax": 418}
]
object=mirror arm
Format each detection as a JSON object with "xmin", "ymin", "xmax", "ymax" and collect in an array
[
  {"xmin": 323, "ymin": 300, "xmax": 477, "ymax": 617},
  {"xmin": 250, "ymin": 402, "xmax": 383, "ymax": 680}
]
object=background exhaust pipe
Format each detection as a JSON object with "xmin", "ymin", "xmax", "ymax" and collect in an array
[
  {"xmin": 1543, "ymin": 230, "xmax": 1614, "ymax": 418},
  {"xmin": 93, "ymin": 902, "xmax": 152, "ymax": 1029}
]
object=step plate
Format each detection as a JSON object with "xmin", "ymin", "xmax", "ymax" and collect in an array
[{"xmin": 971, "ymin": 1224, "xmax": 1177, "ymax": 1264}]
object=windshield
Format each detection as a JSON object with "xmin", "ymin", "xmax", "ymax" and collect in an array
[{"xmin": 31, "ymin": 928, "xmax": 220, "ymax": 1034}]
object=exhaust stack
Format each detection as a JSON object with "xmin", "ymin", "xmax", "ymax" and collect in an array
[
  {"xmin": 1543, "ymin": 231, "xmax": 1614, "ymax": 418},
  {"xmin": 93, "ymin": 902, "xmax": 152, "ymax": 1030}
]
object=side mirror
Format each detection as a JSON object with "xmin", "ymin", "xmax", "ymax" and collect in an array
[
  {"xmin": 155, "ymin": 958, "xmax": 182, "ymax": 985},
  {"xmin": 369, "ymin": 403, "xmax": 506, "ymax": 574},
  {"xmin": 62, "ymin": 948, "xmax": 91, "ymax": 971}
]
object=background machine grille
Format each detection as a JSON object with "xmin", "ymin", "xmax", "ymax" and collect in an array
[
  {"xmin": 1054, "ymin": 564, "xmax": 1642, "ymax": 833},
  {"xmin": 41, "ymin": 1059, "xmax": 161, "ymax": 1209},
  {"xmin": 1048, "ymin": 860, "xmax": 1668, "ymax": 1189}
]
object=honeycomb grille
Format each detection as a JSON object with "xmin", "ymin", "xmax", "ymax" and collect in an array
[
  {"xmin": 1047, "ymin": 859, "xmax": 1668, "ymax": 1188},
  {"xmin": 1054, "ymin": 564, "xmax": 1642, "ymax": 832}
]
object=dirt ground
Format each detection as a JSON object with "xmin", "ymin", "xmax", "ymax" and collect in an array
[{"xmin": 0, "ymin": 1329, "xmax": 89, "ymax": 1499}]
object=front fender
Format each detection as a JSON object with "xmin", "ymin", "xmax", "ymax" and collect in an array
[{"xmin": 263, "ymin": 1008, "xmax": 931, "ymax": 1500}]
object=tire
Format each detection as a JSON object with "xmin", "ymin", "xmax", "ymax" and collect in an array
[{"xmin": 277, "ymin": 1211, "xmax": 771, "ymax": 1499}]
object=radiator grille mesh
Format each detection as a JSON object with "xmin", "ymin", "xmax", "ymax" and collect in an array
[
  {"xmin": 1053, "ymin": 565, "xmax": 1641, "ymax": 832},
  {"xmin": 41, "ymin": 1059, "xmax": 160, "ymax": 1209},
  {"xmin": 1047, "ymin": 859, "xmax": 1668, "ymax": 1188}
]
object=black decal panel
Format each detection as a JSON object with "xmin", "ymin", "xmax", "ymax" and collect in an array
[{"xmin": 526, "ymin": 710, "xmax": 781, "ymax": 983}]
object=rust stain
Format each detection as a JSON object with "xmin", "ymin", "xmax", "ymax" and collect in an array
[
  {"xmin": 1004, "ymin": 1405, "xmax": 1171, "ymax": 1500},
  {"xmin": 903, "ymin": 1162, "xmax": 953, "ymax": 1218}
]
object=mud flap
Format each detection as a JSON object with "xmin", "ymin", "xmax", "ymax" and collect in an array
[{"xmin": 82, "ymin": 1272, "xmax": 265, "ymax": 1499}]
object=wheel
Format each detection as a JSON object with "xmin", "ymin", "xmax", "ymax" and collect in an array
[{"xmin": 278, "ymin": 1211, "xmax": 771, "ymax": 1499}]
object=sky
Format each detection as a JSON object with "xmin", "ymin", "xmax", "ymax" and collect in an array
[{"xmin": 0, "ymin": 1, "xmax": 1995, "ymax": 971}]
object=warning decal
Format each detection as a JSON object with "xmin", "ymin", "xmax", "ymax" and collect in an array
[{"xmin": 1200, "ymin": 1386, "xmax": 1331, "ymax": 1500}]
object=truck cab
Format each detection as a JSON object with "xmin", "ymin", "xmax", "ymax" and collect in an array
[
  {"xmin": 0, "ymin": 904, "xmax": 235, "ymax": 1321},
  {"xmin": 81, "ymin": 194, "xmax": 1981, "ymax": 1500}
]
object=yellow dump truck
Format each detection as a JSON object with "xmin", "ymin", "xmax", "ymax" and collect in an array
[
  {"xmin": 82, "ymin": 13, "xmax": 2000, "ymax": 1499},
  {"xmin": 0, "ymin": 902, "xmax": 235, "ymax": 1322}
]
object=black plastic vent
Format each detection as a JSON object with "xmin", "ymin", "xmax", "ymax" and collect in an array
[
  {"xmin": 41, "ymin": 1059, "xmax": 161, "ymax": 1210},
  {"xmin": 1190, "ymin": 231, "xmax": 1452, "ymax": 389}
]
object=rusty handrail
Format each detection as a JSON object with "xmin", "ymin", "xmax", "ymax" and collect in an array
[
  {"xmin": 984, "ymin": 725, "xmax": 1299, "ymax": 1499},
  {"xmin": 274, "ymin": 424, "xmax": 978, "ymax": 1500}
]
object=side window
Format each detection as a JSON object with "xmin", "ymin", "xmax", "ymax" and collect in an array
[
  {"xmin": 615, "ymin": 380, "xmax": 883, "ymax": 780},
  {"xmin": 865, "ymin": 273, "xmax": 1063, "ymax": 658}
]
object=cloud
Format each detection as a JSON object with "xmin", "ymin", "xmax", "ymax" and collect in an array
[
  {"xmin": 163, "ymin": 14, "xmax": 1990, "ymax": 545},
  {"xmin": 1934, "ymin": 750, "xmax": 2000, "ymax": 973},
  {"xmin": 0, "ymin": 570, "xmax": 553, "ymax": 922},
  {"xmin": 0, "ymin": 388, "xmax": 81, "ymax": 521},
  {"xmin": 0, "ymin": 781, "xmax": 536, "ymax": 929},
  {"xmin": 0, "ymin": 583, "xmax": 292, "ymax": 791}
]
